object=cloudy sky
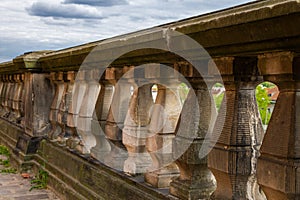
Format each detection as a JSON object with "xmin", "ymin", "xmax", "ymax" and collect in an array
[{"xmin": 0, "ymin": 0, "xmax": 253, "ymax": 62}]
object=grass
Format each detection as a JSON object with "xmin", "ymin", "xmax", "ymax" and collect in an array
[
  {"xmin": 30, "ymin": 167, "xmax": 48, "ymax": 191},
  {"xmin": 0, "ymin": 145, "xmax": 17, "ymax": 174}
]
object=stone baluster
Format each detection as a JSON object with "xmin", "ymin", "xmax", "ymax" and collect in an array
[
  {"xmin": 8, "ymin": 75, "xmax": 18, "ymax": 121},
  {"xmin": 3, "ymin": 75, "xmax": 10, "ymax": 117},
  {"xmin": 90, "ymin": 76, "xmax": 114, "ymax": 161},
  {"xmin": 77, "ymin": 69, "xmax": 101, "ymax": 154},
  {"xmin": 257, "ymin": 52, "xmax": 300, "ymax": 199},
  {"xmin": 7, "ymin": 75, "xmax": 14, "ymax": 118},
  {"xmin": 145, "ymin": 79, "xmax": 182, "ymax": 188},
  {"xmin": 169, "ymin": 60, "xmax": 218, "ymax": 199},
  {"xmin": 48, "ymin": 72, "xmax": 65, "ymax": 140},
  {"xmin": 12, "ymin": 74, "xmax": 23, "ymax": 124},
  {"xmin": 0, "ymin": 75, "xmax": 5, "ymax": 114},
  {"xmin": 123, "ymin": 82, "xmax": 153, "ymax": 174},
  {"xmin": 208, "ymin": 57, "xmax": 265, "ymax": 199},
  {"xmin": 0, "ymin": 75, "xmax": 3, "ymax": 99},
  {"xmin": 104, "ymin": 67, "xmax": 131, "ymax": 171},
  {"xmin": 143, "ymin": 63, "xmax": 187, "ymax": 188},
  {"xmin": 66, "ymin": 70, "xmax": 88, "ymax": 149},
  {"xmin": 19, "ymin": 74, "xmax": 25, "ymax": 126},
  {"xmin": 3, "ymin": 75, "xmax": 13, "ymax": 118},
  {"xmin": 65, "ymin": 72, "xmax": 79, "ymax": 149},
  {"xmin": 55, "ymin": 72, "xmax": 75, "ymax": 145},
  {"xmin": 1, "ymin": 75, "xmax": 9, "ymax": 116}
]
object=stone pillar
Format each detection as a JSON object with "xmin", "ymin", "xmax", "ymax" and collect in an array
[
  {"xmin": 145, "ymin": 81, "xmax": 182, "ymax": 188},
  {"xmin": 8, "ymin": 75, "xmax": 17, "ymax": 121},
  {"xmin": 66, "ymin": 70, "xmax": 87, "ymax": 149},
  {"xmin": 0, "ymin": 75, "xmax": 4, "ymax": 114},
  {"xmin": 104, "ymin": 67, "xmax": 131, "ymax": 171},
  {"xmin": 3, "ymin": 75, "xmax": 12, "ymax": 117},
  {"xmin": 0, "ymin": 76, "xmax": 8, "ymax": 116},
  {"xmin": 123, "ymin": 83, "xmax": 153, "ymax": 174},
  {"xmin": 77, "ymin": 69, "xmax": 101, "ymax": 154},
  {"xmin": 12, "ymin": 74, "xmax": 23, "ymax": 124},
  {"xmin": 169, "ymin": 76, "xmax": 217, "ymax": 199},
  {"xmin": 48, "ymin": 72, "xmax": 65, "ymax": 140},
  {"xmin": 55, "ymin": 71, "xmax": 75, "ymax": 145},
  {"xmin": 65, "ymin": 72, "xmax": 79, "ymax": 149},
  {"xmin": 257, "ymin": 52, "xmax": 300, "ymax": 199},
  {"xmin": 90, "ymin": 79, "xmax": 114, "ymax": 161},
  {"xmin": 19, "ymin": 74, "xmax": 25, "ymax": 127},
  {"xmin": 208, "ymin": 57, "xmax": 265, "ymax": 199}
]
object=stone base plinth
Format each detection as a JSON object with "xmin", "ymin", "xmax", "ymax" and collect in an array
[{"xmin": 145, "ymin": 167, "xmax": 179, "ymax": 188}]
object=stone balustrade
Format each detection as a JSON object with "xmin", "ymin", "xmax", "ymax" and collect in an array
[{"xmin": 0, "ymin": 0, "xmax": 300, "ymax": 199}]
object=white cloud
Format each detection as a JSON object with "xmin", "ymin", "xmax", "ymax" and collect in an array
[
  {"xmin": 0, "ymin": 0, "xmax": 254, "ymax": 63},
  {"xmin": 26, "ymin": 2, "xmax": 104, "ymax": 19}
]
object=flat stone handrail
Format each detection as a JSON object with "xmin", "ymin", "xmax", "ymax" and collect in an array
[{"xmin": 0, "ymin": 0, "xmax": 300, "ymax": 200}]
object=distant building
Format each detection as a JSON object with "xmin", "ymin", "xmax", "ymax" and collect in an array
[{"xmin": 265, "ymin": 86, "xmax": 279, "ymax": 113}]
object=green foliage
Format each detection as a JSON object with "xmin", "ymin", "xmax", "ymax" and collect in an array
[
  {"xmin": 0, "ymin": 168, "xmax": 17, "ymax": 174},
  {"xmin": 178, "ymin": 83, "xmax": 189, "ymax": 103},
  {"xmin": 213, "ymin": 93, "xmax": 224, "ymax": 112},
  {"xmin": 256, "ymin": 84, "xmax": 271, "ymax": 125},
  {"xmin": 30, "ymin": 167, "xmax": 48, "ymax": 191},
  {"xmin": 0, "ymin": 145, "xmax": 10, "ymax": 156},
  {"xmin": 0, "ymin": 145, "xmax": 17, "ymax": 174}
]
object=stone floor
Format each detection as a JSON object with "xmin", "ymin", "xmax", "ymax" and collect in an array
[
  {"xmin": 0, "ymin": 155, "xmax": 60, "ymax": 200},
  {"xmin": 0, "ymin": 173, "xmax": 60, "ymax": 200}
]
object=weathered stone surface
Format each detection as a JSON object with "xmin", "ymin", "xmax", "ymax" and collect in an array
[{"xmin": 257, "ymin": 52, "xmax": 300, "ymax": 199}]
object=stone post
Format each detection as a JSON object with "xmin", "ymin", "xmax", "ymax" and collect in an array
[
  {"xmin": 55, "ymin": 71, "xmax": 75, "ymax": 145},
  {"xmin": 66, "ymin": 70, "xmax": 87, "ymax": 149},
  {"xmin": 208, "ymin": 57, "xmax": 265, "ymax": 200},
  {"xmin": 257, "ymin": 52, "xmax": 300, "ymax": 199},
  {"xmin": 145, "ymin": 80, "xmax": 182, "ymax": 188},
  {"xmin": 12, "ymin": 74, "xmax": 23, "ymax": 124},
  {"xmin": 90, "ymin": 78, "xmax": 114, "ymax": 161},
  {"xmin": 48, "ymin": 72, "xmax": 65, "ymax": 140},
  {"xmin": 104, "ymin": 67, "xmax": 131, "ymax": 171},
  {"xmin": 3, "ymin": 75, "xmax": 12, "ymax": 117},
  {"xmin": 169, "ymin": 72, "xmax": 217, "ymax": 199},
  {"xmin": 123, "ymin": 83, "xmax": 153, "ymax": 174},
  {"xmin": 19, "ymin": 74, "xmax": 25, "ymax": 127},
  {"xmin": 77, "ymin": 69, "xmax": 101, "ymax": 154},
  {"xmin": 8, "ymin": 74, "xmax": 17, "ymax": 121},
  {"xmin": 0, "ymin": 75, "xmax": 4, "ymax": 114},
  {"xmin": 0, "ymin": 76, "xmax": 8, "ymax": 116}
]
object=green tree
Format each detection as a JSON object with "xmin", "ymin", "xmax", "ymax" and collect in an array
[
  {"xmin": 255, "ymin": 84, "xmax": 271, "ymax": 125},
  {"xmin": 213, "ymin": 93, "xmax": 224, "ymax": 112}
]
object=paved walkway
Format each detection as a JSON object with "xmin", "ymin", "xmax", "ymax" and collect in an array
[
  {"xmin": 0, "ymin": 155, "xmax": 60, "ymax": 200},
  {"xmin": 0, "ymin": 173, "xmax": 60, "ymax": 200}
]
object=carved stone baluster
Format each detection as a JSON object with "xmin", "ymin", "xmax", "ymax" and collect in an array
[
  {"xmin": 123, "ymin": 83, "xmax": 153, "ymax": 174},
  {"xmin": 90, "ymin": 78, "xmax": 114, "ymax": 161},
  {"xmin": 104, "ymin": 67, "xmax": 131, "ymax": 171},
  {"xmin": 208, "ymin": 57, "xmax": 265, "ymax": 200},
  {"xmin": 60, "ymin": 71, "xmax": 77, "ymax": 148},
  {"xmin": 55, "ymin": 72, "xmax": 73, "ymax": 145},
  {"xmin": 12, "ymin": 74, "xmax": 22, "ymax": 124},
  {"xmin": 257, "ymin": 52, "xmax": 300, "ymax": 199},
  {"xmin": 65, "ymin": 72, "xmax": 80, "ymax": 149},
  {"xmin": 3, "ymin": 75, "xmax": 10, "ymax": 117},
  {"xmin": 77, "ymin": 69, "xmax": 101, "ymax": 154},
  {"xmin": 8, "ymin": 75, "xmax": 17, "ymax": 121},
  {"xmin": 66, "ymin": 70, "xmax": 87, "ymax": 149},
  {"xmin": 1, "ymin": 75, "xmax": 9, "ymax": 116},
  {"xmin": 19, "ymin": 74, "xmax": 25, "ymax": 126},
  {"xmin": 169, "ymin": 78, "xmax": 217, "ymax": 199},
  {"xmin": 48, "ymin": 72, "xmax": 65, "ymax": 140},
  {"xmin": 0, "ymin": 75, "xmax": 5, "ymax": 115},
  {"xmin": 145, "ymin": 82, "xmax": 182, "ymax": 188}
]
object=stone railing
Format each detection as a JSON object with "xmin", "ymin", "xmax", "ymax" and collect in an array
[{"xmin": 0, "ymin": 0, "xmax": 300, "ymax": 199}]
